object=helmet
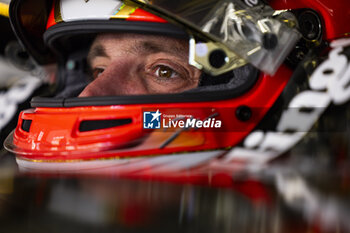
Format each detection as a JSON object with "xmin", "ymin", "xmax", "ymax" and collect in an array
[{"xmin": 4, "ymin": 0, "xmax": 349, "ymax": 162}]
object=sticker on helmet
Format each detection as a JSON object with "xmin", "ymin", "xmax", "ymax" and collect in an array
[
  {"xmin": 143, "ymin": 110, "xmax": 162, "ymax": 129},
  {"xmin": 60, "ymin": 0, "xmax": 123, "ymax": 21},
  {"xmin": 223, "ymin": 38, "xmax": 350, "ymax": 165}
]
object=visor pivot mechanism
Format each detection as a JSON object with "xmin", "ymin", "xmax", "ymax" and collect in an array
[{"xmin": 209, "ymin": 49, "xmax": 228, "ymax": 68}]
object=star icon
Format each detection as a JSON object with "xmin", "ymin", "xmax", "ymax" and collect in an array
[{"xmin": 151, "ymin": 110, "xmax": 161, "ymax": 122}]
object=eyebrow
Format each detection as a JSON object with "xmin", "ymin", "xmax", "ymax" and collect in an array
[
  {"xmin": 132, "ymin": 40, "xmax": 187, "ymax": 59},
  {"xmin": 87, "ymin": 44, "xmax": 109, "ymax": 66},
  {"xmin": 87, "ymin": 39, "xmax": 188, "ymax": 66}
]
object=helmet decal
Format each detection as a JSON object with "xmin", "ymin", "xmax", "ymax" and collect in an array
[
  {"xmin": 223, "ymin": 38, "xmax": 350, "ymax": 164},
  {"xmin": 110, "ymin": 2, "xmax": 138, "ymax": 19},
  {"xmin": 46, "ymin": 0, "xmax": 166, "ymax": 29},
  {"xmin": 60, "ymin": 0, "xmax": 122, "ymax": 21}
]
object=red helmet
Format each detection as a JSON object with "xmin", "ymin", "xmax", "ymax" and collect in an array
[{"xmin": 4, "ymin": 0, "xmax": 350, "ymax": 162}]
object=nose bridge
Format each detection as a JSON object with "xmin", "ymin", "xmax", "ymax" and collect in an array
[{"xmin": 79, "ymin": 58, "xmax": 146, "ymax": 97}]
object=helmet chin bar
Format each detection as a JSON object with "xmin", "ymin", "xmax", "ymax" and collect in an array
[{"xmin": 4, "ymin": 65, "xmax": 292, "ymax": 162}]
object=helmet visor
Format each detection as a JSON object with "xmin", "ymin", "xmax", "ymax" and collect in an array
[{"xmin": 128, "ymin": 0, "xmax": 300, "ymax": 75}]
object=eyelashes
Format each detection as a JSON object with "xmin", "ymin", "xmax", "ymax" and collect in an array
[
  {"xmin": 87, "ymin": 57, "xmax": 198, "ymax": 94},
  {"xmin": 151, "ymin": 65, "xmax": 182, "ymax": 80},
  {"xmin": 90, "ymin": 61, "xmax": 188, "ymax": 82},
  {"xmin": 91, "ymin": 67, "xmax": 105, "ymax": 80}
]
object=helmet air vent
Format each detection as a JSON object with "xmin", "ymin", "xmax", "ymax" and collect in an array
[
  {"xmin": 21, "ymin": 120, "xmax": 32, "ymax": 132},
  {"xmin": 79, "ymin": 119, "xmax": 132, "ymax": 132}
]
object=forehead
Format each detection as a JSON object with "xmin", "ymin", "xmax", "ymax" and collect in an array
[{"xmin": 89, "ymin": 33, "xmax": 189, "ymax": 58}]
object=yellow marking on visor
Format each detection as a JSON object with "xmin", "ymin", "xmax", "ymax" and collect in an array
[
  {"xmin": 54, "ymin": 0, "xmax": 63, "ymax": 23},
  {"xmin": 0, "ymin": 2, "xmax": 9, "ymax": 18},
  {"xmin": 110, "ymin": 3, "xmax": 138, "ymax": 19}
]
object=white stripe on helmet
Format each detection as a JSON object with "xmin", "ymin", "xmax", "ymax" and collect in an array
[{"xmin": 60, "ymin": 0, "xmax": 123, "ymax": 22}]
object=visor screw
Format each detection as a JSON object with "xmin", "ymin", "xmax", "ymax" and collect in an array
[
  {"xmin": 236, "ymin": 106, "xmax": 252, "ymax": 122},
  {"xmin": 209, "ymin": 49, "xmax": 228, "ymax": 68},
  {"xmin": 262, "ymin": 33, "xmax": 278, "ymax": 50}
]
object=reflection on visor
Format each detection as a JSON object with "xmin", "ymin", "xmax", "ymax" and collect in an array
[{"xmin": 127, "ymin": 0, "xmax": 300, "ymax": 75}]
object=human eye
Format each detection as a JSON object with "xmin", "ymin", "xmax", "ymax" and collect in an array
[
  {"xmin": 153, "ymin": 65, "xmax": 181, "ymax": 80},
  {"xmin": 91, "ymin": 67, "xmax": 105, "ymax": 80},
  {"xmin": 147, "ymin": 61, "xmax": 189, "ymax": 83},
  {"xmin": 142, "ymin": 59, "xmax": 200, "ymax": 93},
  {"xmin": 87, "ymin": 55, "xmax": 109, "ymax": 81}
]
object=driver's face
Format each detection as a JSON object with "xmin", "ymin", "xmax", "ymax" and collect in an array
[{"xmin": 79, "ymin": 33, "xmax": 201, "ymax": 97}]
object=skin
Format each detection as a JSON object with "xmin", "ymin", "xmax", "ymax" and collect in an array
[{"xmin": 79, "ymin": 33, "xmax": 201, "ymax": 97}]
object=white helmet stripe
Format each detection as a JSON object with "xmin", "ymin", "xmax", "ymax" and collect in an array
[{"xmin": 60, "ymin": 0, "xmax": 123, "ymax": 22}]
